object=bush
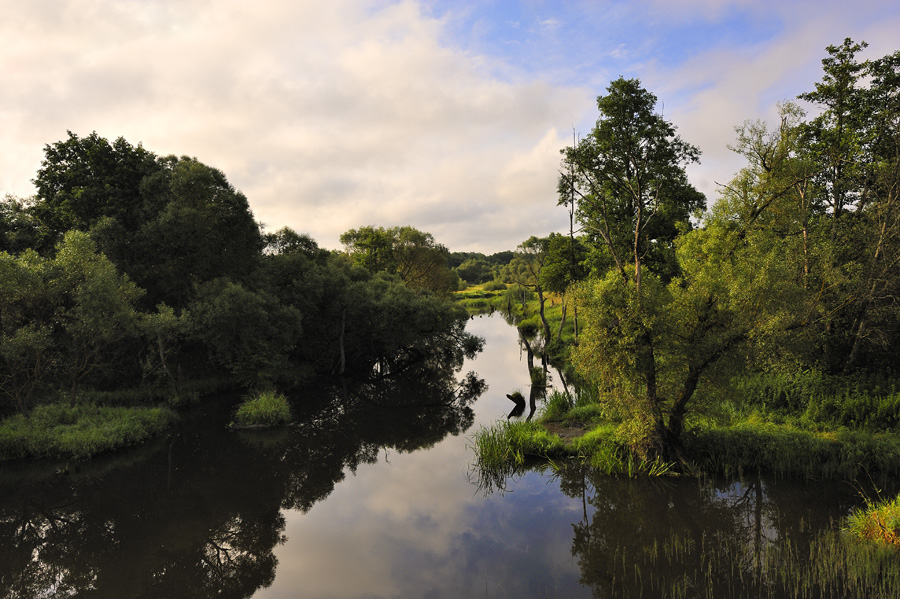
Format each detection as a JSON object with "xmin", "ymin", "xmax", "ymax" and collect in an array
[
  {"xmin": 483, "ymin": 280, "xmax": 507, "ymax": 291},
  {"xmin": 233, "ymin": 390, "xmax": 292, "ymax": 427}
]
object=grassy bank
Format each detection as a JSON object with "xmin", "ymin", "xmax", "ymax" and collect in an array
[
  {"xmin": 0, "ymin": 403, "xmax": 177, "ymax": 461},
  {"xmin": 471, "ymin": 387, "xmax": 900, "ymax": 483},
  {"xmin": 470, "ymin": 391, "xmax": 676, "ymax": 481}
]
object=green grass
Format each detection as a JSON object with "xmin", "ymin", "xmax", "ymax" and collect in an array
[
  {"xmin": 472, "ymin": 384, "xmax": 900, "ymax": 483},
  {"xmin": 685, "ymin": 420, "xmax": 900, "ymax": 481},
  {"xmin": 0, "ymin": 403, "xmax": 177, "ymax": 461},
  {"xmin": 470, "ymin": 391, "xmax": 676, "ymax": 482},
  {"xmin": 848, "ymin": 493, "xmax": 900, "ymax": 549},
  {"xmin": 232, "ymin": 390, "xmax": 292, "ymax": 427}
]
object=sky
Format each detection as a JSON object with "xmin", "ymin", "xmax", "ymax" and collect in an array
[{"xmin": 2, "ymin": 1, "xmax": 899, "ymax": 254}]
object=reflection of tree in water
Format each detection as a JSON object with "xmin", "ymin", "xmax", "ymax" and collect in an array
[
  {"xmin": 0, "ymin": 359, "xmax": 484, "ymax": 598},
  {"xmin": 553, "ymin": 464, "xmax": 890, "ymax": 598}
]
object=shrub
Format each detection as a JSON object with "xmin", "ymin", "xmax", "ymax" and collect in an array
[{"xmin": 483, "ymin": 280, "xmax": 507, "ymax": 291}]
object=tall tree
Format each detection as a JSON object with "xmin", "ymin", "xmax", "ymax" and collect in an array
[
  {"xmin": 559, "ymin": 77, "xmax": 705, "ymax": 292},
  {"xmin": 560, "ymin": 78, "xmax": 705, "ymax": 457},
  {"xmin": 340, "ymin": 225, "xmax": 456, "ymax": 294}
]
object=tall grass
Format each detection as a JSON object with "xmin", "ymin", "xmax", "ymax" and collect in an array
[
  {"xmin": 734, "ymin": 370, "xmax": 900, "ymax": 431},
  {"xmin": 685, "ymin": 422, "xmax": 900, "ymax": 481},
  {"xmin": 232, "ymin": 390, "xmax": 292, "ymax": 427},
  {"xmin": 470, "ymin": 414, "xmax": 674, "ymax": 487},
  {"xmin": 848, "ymin": 493, "xmax": 900, "ymax": 549},
  {"xmin": 0, "ymin": 403, "xmax": 177, "ymax": 460}
]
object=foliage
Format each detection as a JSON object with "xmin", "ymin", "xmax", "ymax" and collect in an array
[
  {"xmin": 2, "ymin": 131, "xmax": 484, "ymax": 459},
  {"xmin": 848, "ymin": 493, "xmax": 900, "ymax": 549},
  {"xmin": 0, "ymin": 403, "xmax": 176, "ymax": 460},
  {"xmin": 340, "ymin": 225, "xmax": 456, "ymax": 294},
  {"xmin": 232, "ymin": 391, "xmax": 292, "ymax": 427}
]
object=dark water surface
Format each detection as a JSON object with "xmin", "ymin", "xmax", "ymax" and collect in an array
[{"xmin": 0, "ymin": 316, "xmax": 887, "ymax": 598}]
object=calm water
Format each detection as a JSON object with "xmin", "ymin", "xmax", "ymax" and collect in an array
[{"xmin": 0, "ymin": 316, "xmax": 886, "ymax": 598}]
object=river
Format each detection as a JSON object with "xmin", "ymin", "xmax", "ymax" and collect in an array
[{"xmin": 0, "ymin": 315, "xmax": 892, "ymax": 598}]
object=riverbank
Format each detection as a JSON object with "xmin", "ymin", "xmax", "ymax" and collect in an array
[
  {"xmin": 0, "ymin": 403, "xmax": 177, "ymax": 461},
  {"xmin": 472, "ymin": 386, "xmax": 900, "ymax": 482}
]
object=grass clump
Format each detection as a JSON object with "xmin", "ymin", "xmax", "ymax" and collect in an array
[
  {"xmin": 0, "ymin": 403, "xmax": 177, "ymax": 461},
  {"xmin": 232, "ymin": 390, "xmax": 292, "ymax": 427},
  {"xmin": 848, "ymin": 494, "xmax": 900, "ymax": 549}
]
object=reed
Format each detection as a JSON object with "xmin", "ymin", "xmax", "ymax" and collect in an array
[{"xmin": 847, "ymin": 493, "xmax": 900, "ymax": 549}]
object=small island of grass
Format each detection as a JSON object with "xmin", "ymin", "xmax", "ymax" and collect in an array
[{"xmin": 231, "ymin": 390, "xmax": 292, "ymax": 428}]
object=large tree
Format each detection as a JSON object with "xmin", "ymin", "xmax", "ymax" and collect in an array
[
  {"xmin": 559, "ymin": 77, "xmax": 705, "ymax": 290},
  {"xmin": 560, "ymin": 78, "xmax": 706, "ymax": 458}
]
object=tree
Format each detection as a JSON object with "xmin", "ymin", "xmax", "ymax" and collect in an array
[
  {"xmin": 340, "ymin": 225, "xmax": 456, "ymax": 294},
  {"xmin": 0, "ymin": 250, "xmax": 52, "ymax": 415},
  {"xmin": 560, "ymin": 78, "xmax": 706, "ymax": 457},
  {"xmin": 189, "ymin": 279, "xmax": 303, "ymax": 389},
  {"xmin": 540, "ymin": 233, "xmax": 588, "ymax": 343},
  {"xmin": 51, "ymin": 231, "xmax": 144, "ymax": 400},
  {"xmin": 559, "ymin": 77, "xmax": 705, "ymax": 291},
  {"xmin": 28, "ymin": 133, "xmax": 265, "ymax": 310}
]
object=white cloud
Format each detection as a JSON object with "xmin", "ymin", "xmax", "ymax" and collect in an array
[
  {"xmin": 2, "ymin": 0, "xmax": 898, "ymax": 252},
  {"xmin": 0, "ymin": 0, "xmax": 589, "ymax": 253}
]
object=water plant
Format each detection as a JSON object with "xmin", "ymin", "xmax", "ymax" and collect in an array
[
  {"xmin": 232, "ymin": 390, "xmax": 292, "ymax": 427},
  {"xmin": 848, "ymin": 493, "xmax": 900, "ymax": 549}
]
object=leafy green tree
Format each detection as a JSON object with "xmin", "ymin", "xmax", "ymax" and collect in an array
[
  {"xmin": 130, "ymin": 157, "xmax": 264, "ymax": 308},
  {"xmin": 51, "ymin": 231, "xmax": 144, "ymax": 400},
  {"xmin": 0, "ymin": 195, "xmax": 45, "ymax": 254},
  {"xmin": 31, "ymin": 131, "xmax": 158, "ymax": 251},
  {"xmin": 340, "ymin": 226, "xmax": 397, "ymax": 273},
  {"xmin": 340, "ymin": 225, "xmax": 456, "ymax": 294},
  {"xmin": 0, "ymin": 250, "xmax": 53, "ymax": 414},
  {"xmin": 189, "ymin": 279, "xmax": 302, "ymax": 389},
  {"xmin": 139, "ymin": 304, "xmax": 191, "ymax": 396},
  {"xmin": 559, "ymin": 77, "xmax": 705, "ymax": 289},
  {"xmin": 560, "ymin": 78, "xmax": 706, "ymax": 457},
  {"xmin": 540, "ymin": 233, "xmax": 588, "ymax": 343},
  {"xmin": 264, "ymin": 226, "xmax": 322, "ymax": 259},
  {"xmin": 455, "ymin": 258, "xmax": 493, "ymax": 285},
  {"xmin": 28, "ymin": 133, "xmax": 265, "ymax": 310}
]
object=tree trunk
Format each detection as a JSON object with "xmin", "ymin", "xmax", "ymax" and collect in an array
[
  {"xmin": 555, "ymin": 294, "xmax": 568, "ymax": 344},
  {"xmin": 337, "ymin": 309, "xmax": 346, "ymax": 375}
]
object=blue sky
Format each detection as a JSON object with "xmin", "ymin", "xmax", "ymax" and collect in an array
[{"xmin": 2, "ymin": 1, "xmax": 899, "ymax": 252}]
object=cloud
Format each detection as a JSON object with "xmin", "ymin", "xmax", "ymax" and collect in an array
[
  {"xmin": 640, "ymin": 0, "xmax": 900, "ymax": 205},
  {"xmin": 0, "ymin": 0, "xmax": 589, "ymax": 253},
  {"xmin": 3, "ymin": 0, "xmax": 898, "ymax": 253}
]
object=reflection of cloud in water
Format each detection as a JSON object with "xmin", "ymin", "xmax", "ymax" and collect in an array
[
  {"xmin": 266, "ymin": 463, "xmax": 583, "ymax": 598},
  {"xmin": 260, "ymin": 316, "xmax": 582, "ymax": 598}
]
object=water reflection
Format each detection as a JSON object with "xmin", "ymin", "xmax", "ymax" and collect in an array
[
  {"xmin": 2, "ymin": 315, "xmax": 894, "ymax": 598},
  {"xmin": 0, "ymin": 357, "xmax": 484, "ymax": 598},
  {"xmin": 551, "ymin": 462, "xmax": 892, "ymax": 597}
]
